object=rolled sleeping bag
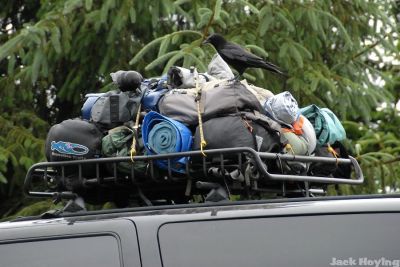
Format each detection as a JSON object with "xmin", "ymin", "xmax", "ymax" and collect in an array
[
  {"xmin": 282, "ymin": 132, "xmax": 309, "ymax": 155},
  {"xmin": 142, "ymin": 111, "xmax": 193, "ymax": 173},
  {"xmin": 280, "ymin": 115, "xmax": 314, "ymax": 174},
  {"xmin": 301, "ymin": 115, "xmax": 317, "ymax": 154},
  {"xmin": 282, "ymin": 115, "xmax": 317, "ymax": 155}
]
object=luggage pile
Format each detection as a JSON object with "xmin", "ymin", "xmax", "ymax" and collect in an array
[{"xmin": 43, "ymin": 54, "xmax": 354, "ymax": 204}]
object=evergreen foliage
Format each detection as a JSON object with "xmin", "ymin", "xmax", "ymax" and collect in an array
[{"xmin": 0, "ymin": 0, "xmax": 398, "ymax": 217}]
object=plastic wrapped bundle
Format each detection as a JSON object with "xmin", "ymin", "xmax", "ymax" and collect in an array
[
  {"xmin": 206, "ymin": 53, "xmax": 234, "ymax": 80},
  {"xmin": 167, "ymin": 66, "xmax": 212, "ymax": 89},
  {"xmin": 264, "ymin": 91, "xmax": 299, "ymax": 128},
  {"xmin": 142, "ymin": 111, "xmax": 193, "ymax": 173}
]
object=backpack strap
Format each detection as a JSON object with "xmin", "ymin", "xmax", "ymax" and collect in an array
[
  {"xmin": 109, "ymin": 95, "xmax": 120, "ymax": 123},
  {"xmin": 199, "ymin": 73, "xmax": 210, "ymax": 82}
]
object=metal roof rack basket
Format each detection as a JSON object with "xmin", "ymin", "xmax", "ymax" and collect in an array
[{"xmin": 24, "ymin": 147, "xmax": 363, "ymax": 207}]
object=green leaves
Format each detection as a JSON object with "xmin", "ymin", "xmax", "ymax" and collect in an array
[
  {"xmin": 288, "ymin": 43, "xmax": 303, "ymax": 68},
  {"xmin": 278, "ymin": 41, "xmax": 312, "ymax": 69},
  {"xmin": 158, "ymin": 35, "xmax": 171, "ymax": 58},
  {"xmin": 50, "ymin": 26, "xmax": 62, "ymax": 54},
  {"xmin": 130, "ymin": 31, "xmax": 203, "ymax": 73},
  {"xmin": 245, "ymin": 45, "xmax": 269, "ymax": 58},
  {"xmin": 63, "ymin": 0, "xmax": 83, "ymax": 14},
  {"xmin": 213, "ymin": 0, "xmax": 222, "ymax": 20},
  {"xmin": 145, "ymin": 51, "xmax": 179, "ymax": 71},
  {"xmin": 85, "ymin": 0, "xmax": 93, "ymax": 11},
  {"xmin": 129, "ymin": 6, "xmax": 136, "ymax": 23},
  {"xmin": 197, "ymin": 8, "xmax": 212, "ymax": 29},
  {"xmin": 31, "ymin": 49, "xmax": 44, "ymax": 84},
  {"xmin": 316, "ymin": 9, "xmax": 353, "ymax": 49},
  {"xmin": 259, "ymin": 12, "xmax": 274, "ymax": 36},
  {"xmin": 307, "ymin": 9, "xmax": 319, "ymax": 31},
  {"xmin": 129, "ymin": 36, "xmax": 166, "ymax": 65},
  {"xmin": 7, "ymin": 55, "xmax": 16, "ymax": 76},
  {"xmin": 0, "ymin": 35, "xmax": 24, "ymax": 62}
]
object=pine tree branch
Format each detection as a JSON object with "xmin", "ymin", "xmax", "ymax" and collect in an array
[
  {"xmin": 351, "ymin": 32, "xmax": 392, "ymax": 60},
  {"xmin": 201, "ymin": 2, "xmax": 217, "ymax": 40},
  {"xmin": 363, "ymin": 156, "xmax": 400, "ymax": 169}
]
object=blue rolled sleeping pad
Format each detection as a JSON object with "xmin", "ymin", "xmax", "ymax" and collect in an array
[
  {"xmin": 142, "ymin": 111, "xmax": 193, "ymax": 173},
  {"xmin": 141, "ymin": 75, "xmax": 168, "ymax": 111}
]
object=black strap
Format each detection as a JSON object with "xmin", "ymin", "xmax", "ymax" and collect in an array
[
  {"xmin": 199, "ymin": 73, "xmax": 210, "ymax": 82},
  {"xmin": 109, "ymin": 95, "xmax": 119, "ymax": 123}
]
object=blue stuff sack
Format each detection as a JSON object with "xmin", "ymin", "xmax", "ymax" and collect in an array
[
  {"xmin": 142, "ymin": 88, "xmax": 168, "ymax": 112},
  {"xmin": 81, "ymin": 93, "xmax": 105, "ymax": 120},
  {"xmin": 141, "ymin": 75, "xmax": 169, "ymax": 112},
  {"xmin": 142, "ymin": 111, "xmax": 193, "ymax": 173}
]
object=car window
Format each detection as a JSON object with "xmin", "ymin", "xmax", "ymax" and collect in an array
[
  {"xmin": 0, "ymin": 235, "xmax": 121, "ymax": 267},
  {"xmin": 158, "ymin": 213, "xmax": 400, "ymax": 267}
]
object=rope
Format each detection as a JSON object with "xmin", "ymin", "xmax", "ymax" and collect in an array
[
  {"xmin": 327, "ymin": 143, "xmax": 339, "ymax": 166},
  {"xmin": 130, "ymin": 104, "xmax": 142, "ymax": 162},
  {"xmin": 285, "ymin": 143, "xmax": 296, "ymax": 155},
  {"xmin": 196, "ymin": 101, "xmax": 207, "ymax": 157},
  {"xmin": 194, "ymin": 68, "xmax": 207, "ymax": 157},
  {"xmin": 242, "ymin": 119, "xmax": 253, "ymax": 133}
]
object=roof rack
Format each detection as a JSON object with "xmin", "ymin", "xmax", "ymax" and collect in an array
[{"xmin": 24, "ymin": 147, "xmax": 363, "ymax": 207}]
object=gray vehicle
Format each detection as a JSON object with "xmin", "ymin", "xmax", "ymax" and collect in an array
[{"xmin": 1, "ymin": 148, "xmax": 399, "ymax": 267}]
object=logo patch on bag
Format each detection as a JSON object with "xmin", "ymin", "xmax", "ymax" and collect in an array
[{"xmin": 51, "ymin": 141, "xmax": 89, "ymax": 156}]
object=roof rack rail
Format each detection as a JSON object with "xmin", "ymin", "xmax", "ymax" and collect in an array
[{"xmin": 24, "ymin": 147, "xmax": 363, "ymax": 205}]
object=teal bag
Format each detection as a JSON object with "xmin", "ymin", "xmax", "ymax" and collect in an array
[{"xmin": 300, "ymin": 105, "xmax": 345, "ymax": 146}]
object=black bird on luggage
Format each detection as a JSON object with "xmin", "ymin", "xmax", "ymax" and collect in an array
[{"xmin": 203, "ymin": 33, "xmax": 287, "ymax": 79}]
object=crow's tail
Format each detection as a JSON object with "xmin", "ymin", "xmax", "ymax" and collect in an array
[{"xmin": 262, "ymin": 61, "xmax": 287, "ymax": 77}]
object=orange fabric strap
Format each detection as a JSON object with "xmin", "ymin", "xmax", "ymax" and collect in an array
[{"xmin": 282, "ymin": 116, "xmax": 304, "ymax": 135}]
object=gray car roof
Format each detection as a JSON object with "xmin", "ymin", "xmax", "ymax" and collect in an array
[{"xmin": 2, "ymin": 195, "xmax": 400, "ymax": 229}]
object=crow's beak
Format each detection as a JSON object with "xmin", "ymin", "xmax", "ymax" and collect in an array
[{"xmin": 202, "ymin": 39, "xmax": 210, "ymax": 45}]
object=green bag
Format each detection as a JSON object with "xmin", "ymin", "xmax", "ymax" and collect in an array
[
  {"xmin": 300, "ymin": 105, "xmax": 346, "ymax": 146},
  {"xmin": 102, "ymin": 126, "xmax": 147, "ymax": 174}
]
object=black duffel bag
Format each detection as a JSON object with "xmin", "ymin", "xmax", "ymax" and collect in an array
[
  {"xmin": 45, "ymin": 118, "xmax": 103, "ymax": 176},
  {"xmin": 308, "ymin": 141, "xmax": 351, "ymax": 178}
]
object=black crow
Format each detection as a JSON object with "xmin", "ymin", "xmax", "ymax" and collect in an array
[{"xmin": 203, "ymin": 34, "xmax": 286, "ymax": 79}]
